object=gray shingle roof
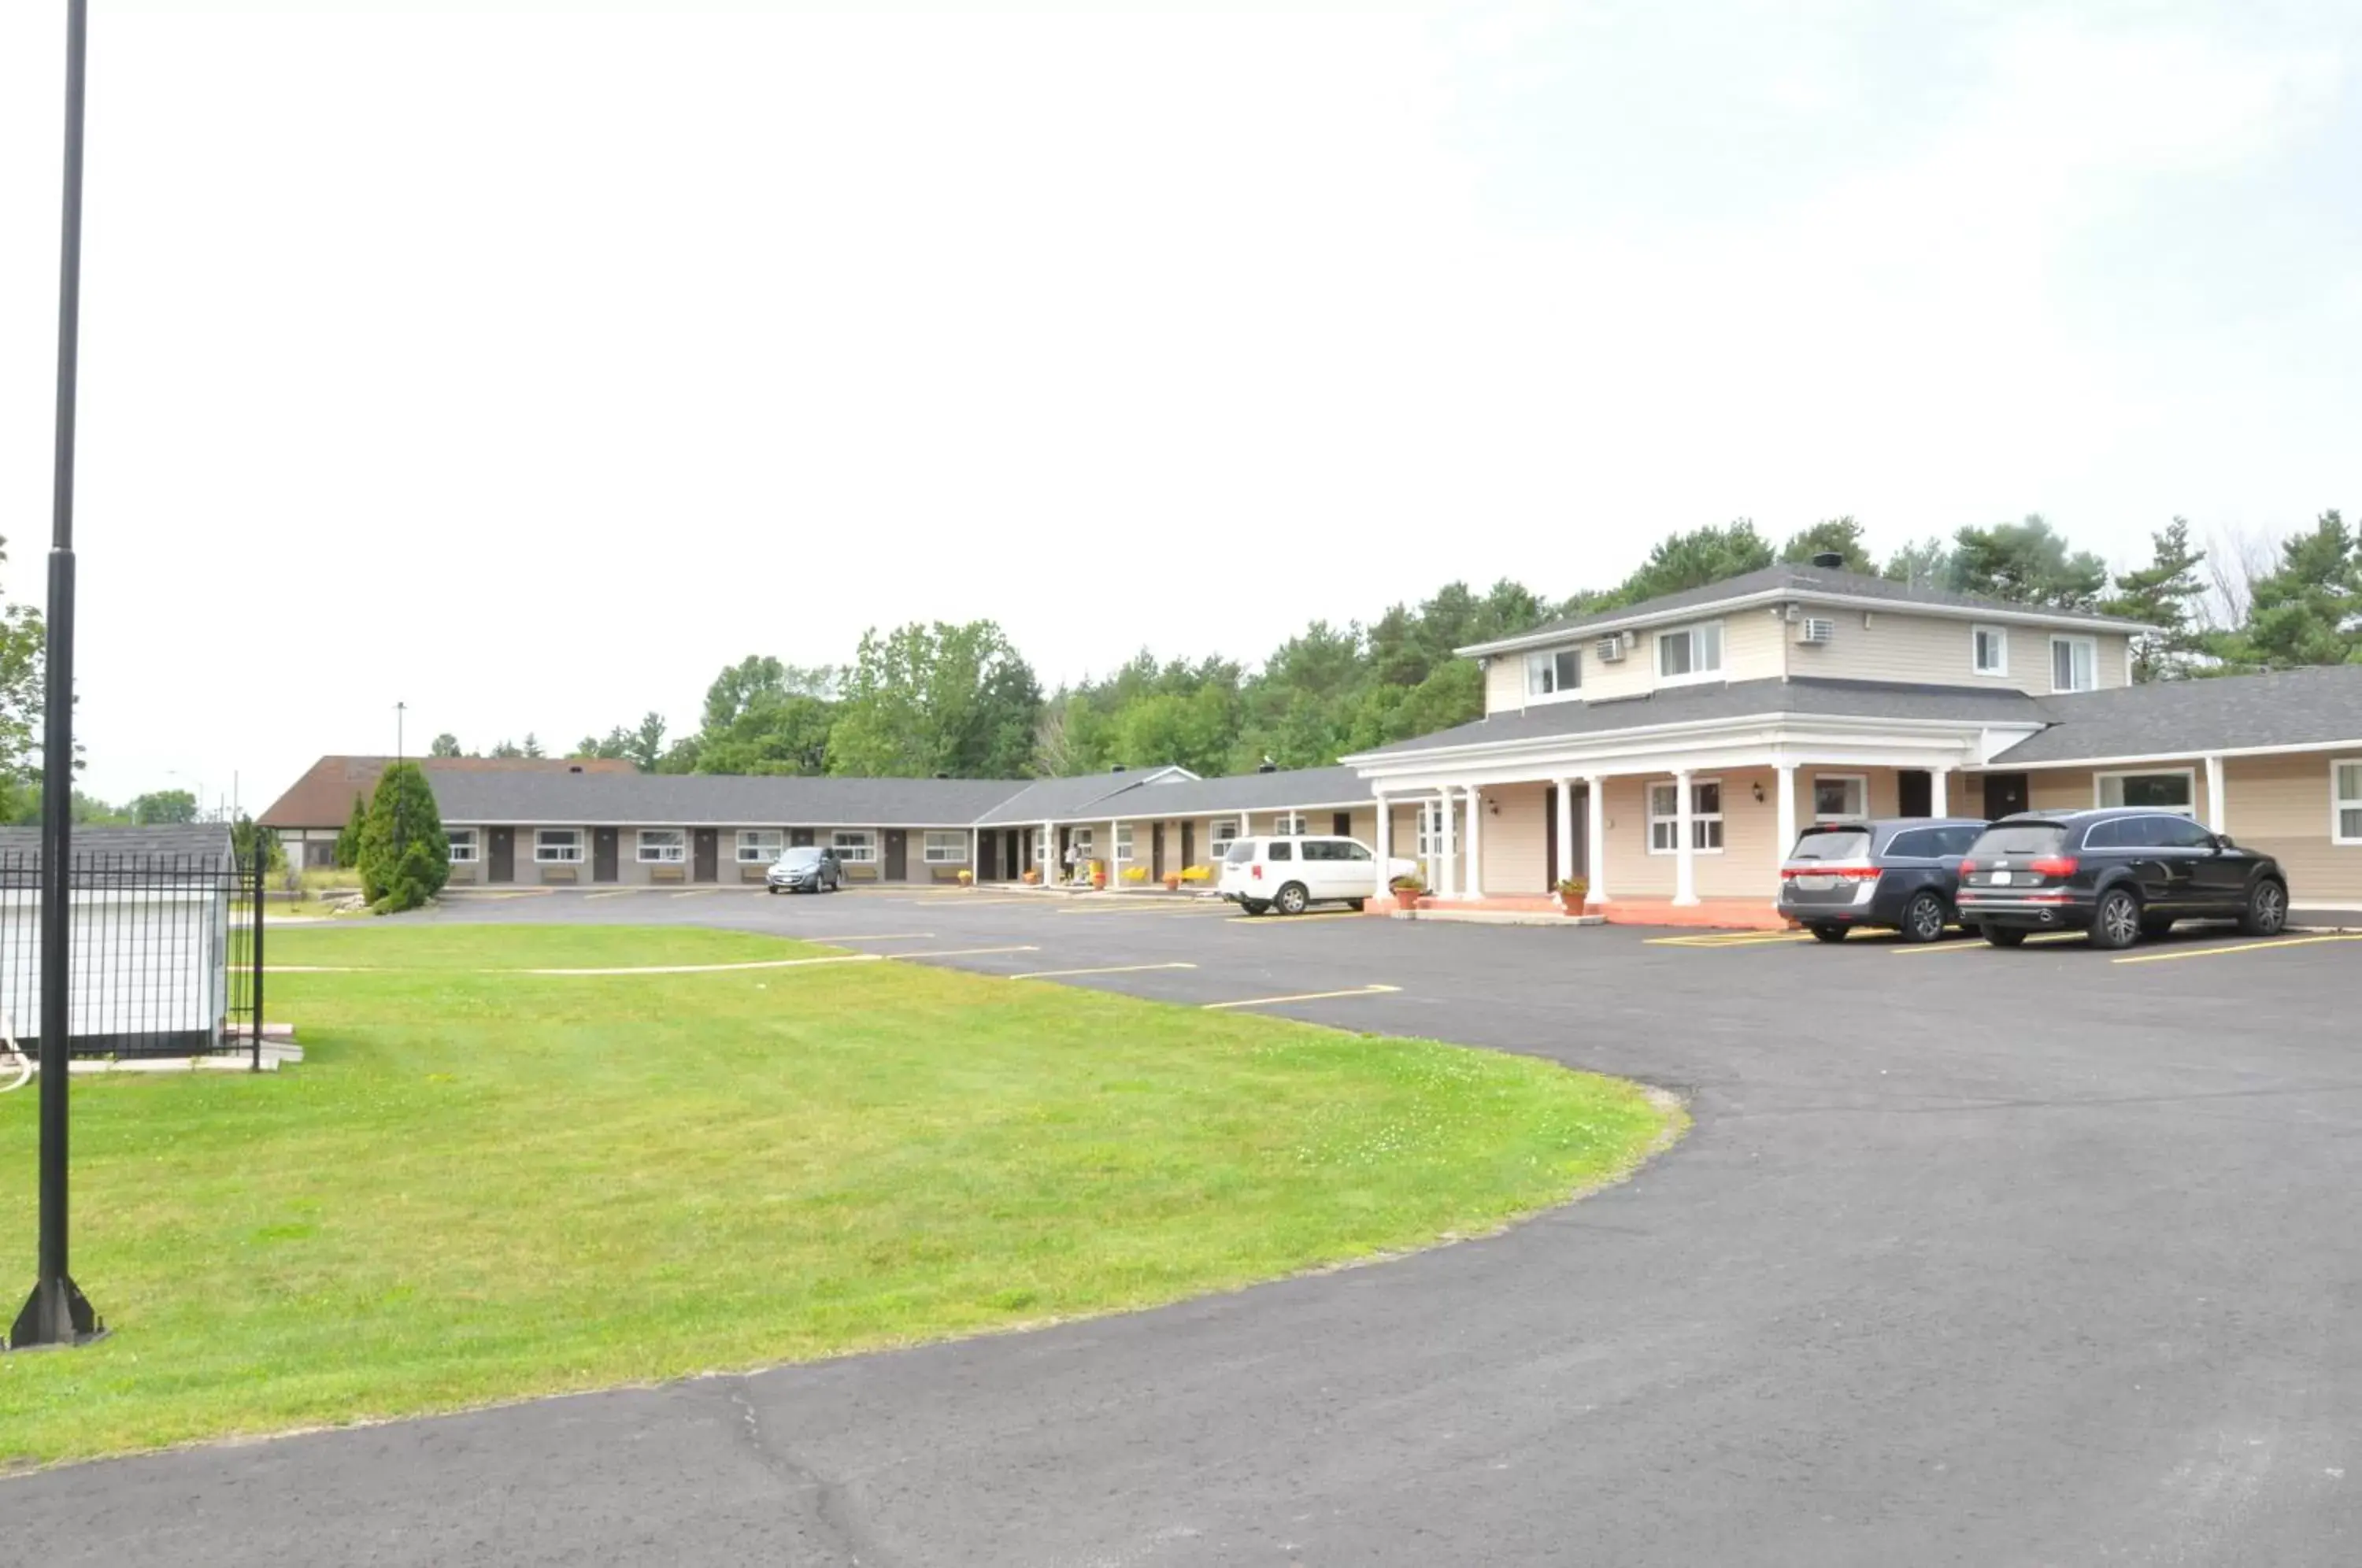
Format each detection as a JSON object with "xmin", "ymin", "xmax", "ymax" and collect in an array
[
  {"xmin": 1475, "ymin": 564, "xmax": 2147, "ymax": 653},
  {"xmin": 428, "ymin": 771, "xmax": 1031, "ymax": 827},
  {"xmin": 1351, "ymin": 678, "xmax": 2049, "ymax": 758},
  {"xmin": 970, "ymin": 772, "xmax": 1164, "ymax": 827},
  {"xmin": 1081, "ymin": 766, "xmax": 1374, "ymax": 817},
  {"xmin": 1997, "ymin": 666, "xmax": 2362, "ymax": 764},
  {"xmin": 0, "ymin": 823, "xmax": 238, "ymax": 867}
]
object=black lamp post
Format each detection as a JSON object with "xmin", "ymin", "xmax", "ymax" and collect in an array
[{"xmin": 12, "ymin": 0, "xmax": 102, "ymax": 1351}]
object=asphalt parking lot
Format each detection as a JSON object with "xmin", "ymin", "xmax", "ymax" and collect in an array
[{"xmin": 15, "ymin": 888, "xmax": 2362, "ymax": 1566}]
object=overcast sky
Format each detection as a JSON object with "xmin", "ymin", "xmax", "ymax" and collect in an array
[{"xmin": 1, "ymin": 2, "xmax": 2356, "ymax": 808}]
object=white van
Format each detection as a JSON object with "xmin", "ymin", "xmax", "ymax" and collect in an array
[{"xmin": 1217, "ymin": 835, "xmax": 1416, "ymax": 916}]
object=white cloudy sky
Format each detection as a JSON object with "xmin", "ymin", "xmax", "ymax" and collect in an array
[{"xmin": 0, "ymin": 2, "xmax": 2356, "ymax": 807}]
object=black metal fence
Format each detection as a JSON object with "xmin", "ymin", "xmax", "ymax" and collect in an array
[{"xmin": 0, "ymin": 851, "xmax": 264, "ymax": 1062}]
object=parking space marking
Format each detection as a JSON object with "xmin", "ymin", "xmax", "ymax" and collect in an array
[
  {"xmin": 1644, "ymin": 930, "xmax": 1817, "ymax": 948},
  {"xmin": 808, "ymin": 933, "xmax": 936, "ymax": 942},
  {"xmin": 2112, "ymin": 933, "xmax": 2362, "ymax": 965},
  {"xmin": 668, "ymin": 888, "xmax": 730, "ymax": 899},
  {"xmin": 1010, "ymin": 962, "xmax": 1199, "ymax": 981},
  {"xmin": 1892, "ymin": 931, "xmax": 2086, "ymax": 956},
  {"xmin": 880, "ymin": 945, "xmax": 1042, "ymax": 961},
  {"xmin": 1204, "ymin": 984, "xmax": 1401, "ymax": 1011},
  {"xmin": 1225, "ymin": 912, "xmax": 1368, "ymax": 925},
  {"xmin": 1055, "ymin": 903, "xmax": 1229, "ymax": 916},
  {"xmin": 584, "ymin": 889, "xmax": 639, "ymax": 901}
]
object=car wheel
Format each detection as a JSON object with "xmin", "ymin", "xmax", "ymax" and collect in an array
[
  {"xmin": 1275, "ymin": 882, "xmax": 1310, "ymax": 916},
  {"xmin": 2090, "ymin": 887, "xmax": 2142, "ymax": 950},
  {"xmin": 1901, "ymin": 892, "xmax": 1948, "ymax": 945},
  {"xmin": 1242, "ymin": 900, "xmax": 1270, "ymax": 917},
  {"xmin": 2240, "ymin": 878, "xmax": 2289, "ymax": 937},
  {"xmin": 1346, "ymin": 898, "xmax": 1366, "ymax": 912},
  {"xmin": 1980, "ymin": 923, "xmax": 2027, "ymax": 948},
  {"xmin": 1808, "ymin": 923, "xmax": 1846, "ymax": 943},
  {"xmin": 766, "ymin": 886, "xmax": 778, "ymax": 896}
]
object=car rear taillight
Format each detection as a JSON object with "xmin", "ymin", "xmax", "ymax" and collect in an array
[
  {"xmin": 1781, "ymin": 861, "xmax": 1879, "ymax": 882},
  {"xmin": 1957, "ymin": 857, "xmax": 1975, "ymax": 875},
  {"xmin": 2028, "ymin": 855, "xmax": 2079, "ymax": 878}
]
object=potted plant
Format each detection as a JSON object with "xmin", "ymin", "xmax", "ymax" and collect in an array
[
  {"xmin": 1021, "ymin": 868, "xmax": 1042, "ymax": 886},
  {"xmin": 1122, "ymin": 865, "xmax": 1149, "ymax": 885},
  {"xmin": 1390, "ymin": 872, "xmax": 1427, "ymax": 908},
  {"xmin": 1555, "ymin": 875, "xmax": 1590, "ymax": 914},
  {"xmin": 1090, "ymin": 862, "xmax": 1109, "ymax": 889},
  {"xmin": 957, "ymin": 867, "xmax": 975, "ymax": 886},
  {"xmin": 1163, "ymin": 872, "xmax": 1182, "ymax": 892}
]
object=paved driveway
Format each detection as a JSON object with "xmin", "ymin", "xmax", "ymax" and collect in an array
[{"xmin": 13, "ymin": 890, "xmax": 2362, "ymax": 1566}]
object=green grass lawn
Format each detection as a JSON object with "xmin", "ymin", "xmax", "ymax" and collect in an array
[{"xmin": 0, "ymin": 924, "xmax": 1676, "ymax": 1467}]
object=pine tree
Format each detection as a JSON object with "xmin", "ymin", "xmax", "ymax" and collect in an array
[
  {"xmin": 2103, "ymin": 518, "xmax": 2208, "ymax": 681},
  {"xmin": 356, "ymin": 762, "xmax": 450, "ymax": 912}
]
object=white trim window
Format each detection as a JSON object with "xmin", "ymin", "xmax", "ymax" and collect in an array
[
  {"xmin": 2096, "ymin": 769, "xmax": 2196, "ymax": 815},
  {"xmin": 2050, "ymin": 635, "xmax": 2098, "ymax": 693},
  {"xmin": 1273, "ymin": 812, "xmax": 1308, "ymax": 836},
  {"xmin": 923, "ymin": 830, "xmax": 968, "ymax": 864},
  {"xmin": 831, "ymin": 830, "xmax": 877, "ymax": 864},
  {"xmin": 1655, "ymin": 621, "xmax": 1725, "ymax": 683},
  {"xmin": 535, "ymin": 828, "xmax": 584, "ymax": 864},
  {"xmin": 1416, "ymin": 802, "xmax": 1442, "ymax": 858},
  {"xmin": 1070, "ymin": 827, "xmax": 1096, "ymax": 856},
  {"xmin": 1208, "ymin": 818, "xmax": 1241, "ymax": 858},
  {"xmin": 1113, "ymin": 823, "xmax": 1135, "ymax": 862},
  {"xmin": 2335, "ymin": 758, "xmax": 2362, "ymax": 845},
  {"xmin": 446, "ymin": 828, "xmax": 479, "ymax": 864},
  {"xmin": 1972, "ymin": 625, "xmax": 2008, "ymax": 677},
  {"xmin": 1523, "ymin": 646, "xmax": 1581, "ymax": 700},
  {"xmin": 636, "ymin": 828, "xmax": 687, "ymax": 864},
  {"xmin": 1648, "ymin": 780, "xmax": 1724, "ymax": 853},
  {"xmin": 736, "ymin": 829, "xmax": 783, "ymax": 864},
  {"xmin": 1811, "ymin": 774, "xmax": 1868, "ymax": 823}
]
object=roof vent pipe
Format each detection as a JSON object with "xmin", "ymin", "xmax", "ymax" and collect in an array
[{"xmin": 1810, "ymin": 551, "xmax": 1846, "ymax": 570}]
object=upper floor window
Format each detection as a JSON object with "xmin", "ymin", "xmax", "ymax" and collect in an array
[
  {"xmin": 2051, "ymin": 635, "xmax": 2098, "ymax": 693},
  {"xmin": 1523, "ymin": 647, "xmax": 1580, "ymax": 698},
  {"xmin": 1656, "ymin": 622, "xmax": 1724, "ymax": 682},
  {"xmin": 1973, "ymin": 625, "xmax": 2008, "ymax": 676}
]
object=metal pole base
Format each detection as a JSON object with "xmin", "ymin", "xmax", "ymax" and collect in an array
[{"xmin": 8, "ymin": 1274, "xmax": 102, "ymax": 1351}]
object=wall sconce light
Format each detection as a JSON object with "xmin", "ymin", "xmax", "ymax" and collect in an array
[
  {"xmin": 1489, "ymin": 799, "xmax": 1500, "ymax": 816},
  {"xmin": 1752, "ymin": 782, "xmax": 1766, "ymax": 803}
]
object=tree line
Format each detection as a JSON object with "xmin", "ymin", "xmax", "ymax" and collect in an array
[{"xmin": 412, "ymin": 508, "xmax": 2362, "ymax": 786}]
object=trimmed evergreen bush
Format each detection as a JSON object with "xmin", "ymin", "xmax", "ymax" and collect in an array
[
  {"xmin": 356, "ymin": 762, "xmax": 450, "ymax": 913},
  {"xmin": 335, "ymin": 793, "xmax": 367, "ymax": 868}
]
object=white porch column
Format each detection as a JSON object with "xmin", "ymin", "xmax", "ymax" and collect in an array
[
  {"xmin": 1372, "ymin": 793, "xmax": 1392, "ymax": 898},
  {"xmin": 1773, "ymin": 763, "xmax": 1797, "ymax": 913},
  {"xmin": 1673, "ymin": 767, "xmax": 1698, "ymax": 906},
  {"xmin": 1464, "ymin": 786, "xmax": 1484, "ymax": 899},
  {"xmin": 1931, "ymin": 767, "xmax": 1949, "ymax": 817},
  {"xmin": 1554, "ymin": 779, "xmax": 1575, "ymax": 886},
  {"xmin": 1109, "ymin": 817, "xmax": 1121, "ymax": 886},
  {"xmin": 970, "ymin": 827, "xmax": 979, "ymax": 877},
  {"xmin": 1042, "ymin": 819, "xmax": 1054, "ymax": 880},
  {"xmin": 1585, "ymin": 776, "xmax": 1607, "ymax": 905},
  {"xmin": 1438, "ymin": 791, "xmax": 1457, "ymax": 900},
  {"xmin": 2205, "ymin": 754, "xmax": 2226, "ymax": 834}
]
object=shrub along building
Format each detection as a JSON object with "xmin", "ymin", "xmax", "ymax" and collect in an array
[{"xmin": 273, "ymin": 560, "xmax": 2362, "ymax": 919}]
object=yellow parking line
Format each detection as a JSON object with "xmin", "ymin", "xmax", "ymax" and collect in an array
[
  {"xmin": 2112, "ymin": 933, "xmax": 2362, "ymax": 965},
  {"xmin": 584, "ymin": 889, "xmax": 639, "ymax": 900},
  {"xmin": 1225, "ymin": 912, "xmax": 1368, "ymax": 925},
  {"xmin": 1011, "ymin": 962, "xmax": 1198, "ymax": 981},
  {"xmin": 1644, "ymin": 930, "xmax": 1816, "ymax": 948},
  {"xmin": 879, "ymin": 945, "xmax": 1042, "ymax": 960},
  {"xmin": 811, "ymin": 933, "xmax": 936, "ymax": 942},
  {"xmin": 1893, "ymin": 931, "xmax": 2085, "ymax": 956},
  {"xmin": 1205, "ymin": 984, "xmax": 1401, "ymax": 1011},
  {"xmin": 668, "ymin": 888, "xmax": 727, "ymax": 898}
]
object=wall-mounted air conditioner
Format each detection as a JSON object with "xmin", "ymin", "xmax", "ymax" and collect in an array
[
  {"xmin": 1796, "ymin": 618, "xmax": 1836, "ymax": 646},
  {"xmin": 1596, "ymin": 634, "xmax": 1626, "ymax": 662}
]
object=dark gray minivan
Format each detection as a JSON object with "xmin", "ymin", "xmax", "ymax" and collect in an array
[{"xmin": 1778, "ymin": 817, "xmax": 1987, "ymax": 942}]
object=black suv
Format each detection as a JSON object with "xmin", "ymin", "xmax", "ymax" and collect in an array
[
  {"xmin": 1956, "ymin": 808, "xmax": 2290, "ymax": 950},
  {"xmin": 1778, "ymin": 817, "xmax": 1987, "ymax": 943}
]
